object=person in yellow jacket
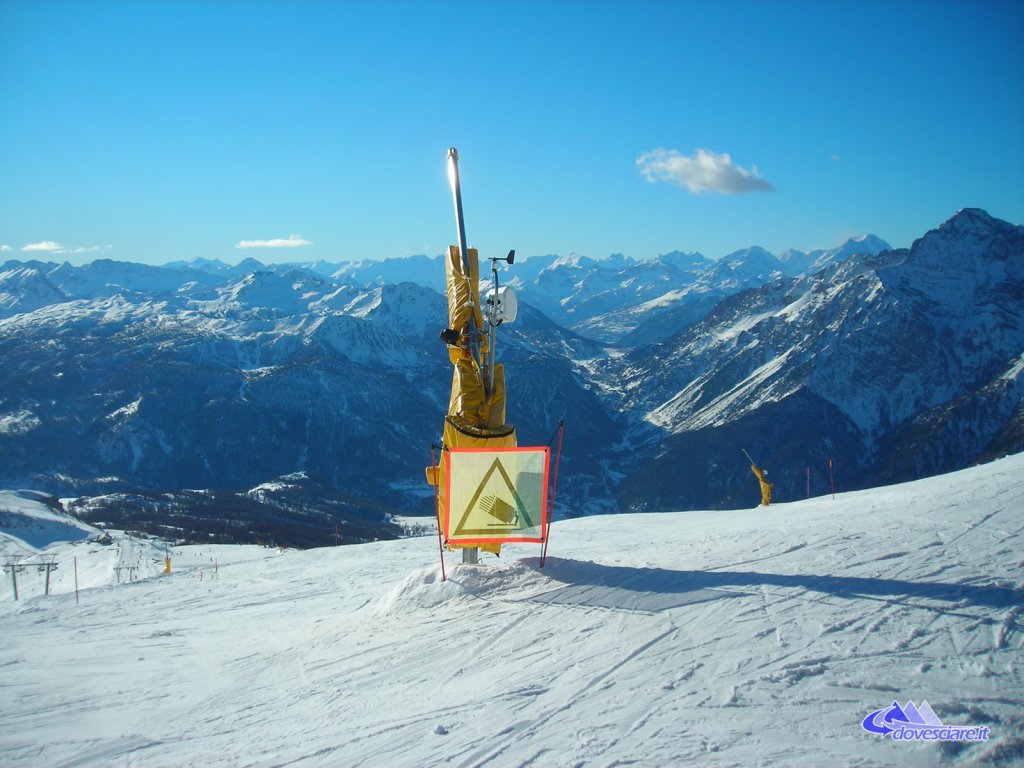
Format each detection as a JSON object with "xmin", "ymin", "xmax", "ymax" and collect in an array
[{"xmin": 751, "ymin": 463, "xmax": 773, "ymax": 506}]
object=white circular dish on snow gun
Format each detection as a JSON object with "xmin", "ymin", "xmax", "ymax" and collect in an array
[{"xmin": 485, "ymin": 283, "xmax": 518, "ymax": 326}]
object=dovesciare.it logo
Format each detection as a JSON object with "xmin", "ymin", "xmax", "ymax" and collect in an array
[{"xmin": 862, "ymin": 700, "xmax": 990, "ymax": 742}]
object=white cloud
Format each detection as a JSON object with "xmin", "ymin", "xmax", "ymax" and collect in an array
[
  {"xmin": 1, "ymin": 244, "xmax": 11, "ymax": 252},
  {"xmin": 235, "ymin": 234, "xmax": 313, "ymax": 249},
  {"xmin": 20, "ymin": 242, "xmax": 109, "ymax": 255},
  {"xmin": 23, "ymin": 240, "xmax": 65, "ymax": 252},
  {"xmin": 636, "ymin": 148, "xmax": 773, "ymax": 195}
]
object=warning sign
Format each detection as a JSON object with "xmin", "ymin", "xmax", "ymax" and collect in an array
[{"xmin": 445, "ymin": 447, "xmax": 550, "ymax": 544}]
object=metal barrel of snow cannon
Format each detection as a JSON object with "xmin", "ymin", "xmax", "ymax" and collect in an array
[{"xmin": 445, "ymin": 147, "xmax": 485, "ymax": 394}]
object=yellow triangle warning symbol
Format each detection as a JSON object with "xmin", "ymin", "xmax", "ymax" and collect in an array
[{"xmin": 453, "ymin": 456, "xmax": 534, "ymax": 537}]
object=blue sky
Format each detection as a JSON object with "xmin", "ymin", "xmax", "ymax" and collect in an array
[{"xmin": 1, "ymin": 0, "xmax": 1022, "ymax": 266}]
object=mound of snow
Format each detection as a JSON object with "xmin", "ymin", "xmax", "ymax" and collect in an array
[{"xmin": 376, "ymin": 559, "xmax": 549, "ymax": 615}]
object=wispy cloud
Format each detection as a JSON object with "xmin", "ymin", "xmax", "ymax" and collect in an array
[
  {"xmin": 23, "ymin": 241, "xmax": 65, "ymax": 252},
  {"xmin": 1, "ymin": 244, "xmax": 11, "ymax": 252},
  {"xmin": 21, "ymin": 241, "xmax": 109, "ymax": 255},
  {"xmin": 235, "ymin": 234, "xmax": 313, "ymax": 249},
  {"xmin": 637, "ymin": 148, "xmax": 773, "ymax": 195}
]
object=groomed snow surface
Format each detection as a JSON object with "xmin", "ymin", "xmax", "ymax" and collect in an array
[{"xmin": 2, "ymin": 455, "xmax": 1022, "ymax": 767}]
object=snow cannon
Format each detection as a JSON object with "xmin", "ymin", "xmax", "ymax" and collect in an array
[
  {"xmin": 744, "ymin": 449, "xmax": 773, "ymax": 506},
  {"xmin": 426, "ymin": 149, "xmax": 555, "ymax": 569}
]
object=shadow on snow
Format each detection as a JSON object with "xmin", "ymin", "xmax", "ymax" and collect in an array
[{"xmin": 521, "ymin": 557, "xmax": 1023, "ymax": 614}]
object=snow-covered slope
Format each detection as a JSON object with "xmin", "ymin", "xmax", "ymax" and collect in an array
[
  {"xmin": 0, "ymin": 264, "xmax": 68, "ymax": 316},
  {"xmin": 0, "ymin": 489, "xmax": 98, "ymax": 552},
  {"xmin": 1, "ymin": 455, "xmax": 1021, "ymax": 766}
]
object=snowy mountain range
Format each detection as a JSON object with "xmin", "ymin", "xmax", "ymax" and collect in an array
[
  {"xmin": 1, "ymin": 209, "xmax": 1021, "ymax": 542},
  {"xmin": 608, "ymin": 208, "xmax": 1024, "ymax": 511}
]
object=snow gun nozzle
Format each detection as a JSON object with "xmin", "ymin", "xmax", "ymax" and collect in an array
[{"xmin": 446, "ymin": 148, "xmax": 461, "ymax": 193}]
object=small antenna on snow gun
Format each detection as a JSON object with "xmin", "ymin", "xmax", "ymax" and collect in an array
[
  {"xmin": 742, "ymin": 448, "xmax": 756, "ymax": 466},
  {"xmin": 484, "ymin": 250, "xmax": 517, "ymax": 394}
]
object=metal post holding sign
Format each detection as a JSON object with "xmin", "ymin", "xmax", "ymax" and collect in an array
[
  {"xmin": 540, "ymin": 421, "xmax": 565, "ymax": 568},
  {"xmin": 430, "ymin": 443, "xmax": 448, "ymax": 582}
]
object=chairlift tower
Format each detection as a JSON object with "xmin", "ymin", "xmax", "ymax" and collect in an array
[
  {"xmin": 38, "ymin": 554, "xmax": 58, "ymax": 595},
  {"xmin": 3, "ymin": 556, "xmax": 23, "ymax": 601}
]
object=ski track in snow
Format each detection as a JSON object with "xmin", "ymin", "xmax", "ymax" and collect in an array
[{"xmin": 1, "ymin": 455, "xmax": 1023, "ymax": 767}]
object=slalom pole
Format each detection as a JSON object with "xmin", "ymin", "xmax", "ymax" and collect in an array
[
  {"xmin": 430, "ymin": 444, "xmax": 447, "ymax": 582},
  {"xmin": 829, "ymin": 458, "xmax": 836, "ymax": 500},
  {"xmin": 540, "ymin": 421, "xmax": 565, "ymax": 568}
]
